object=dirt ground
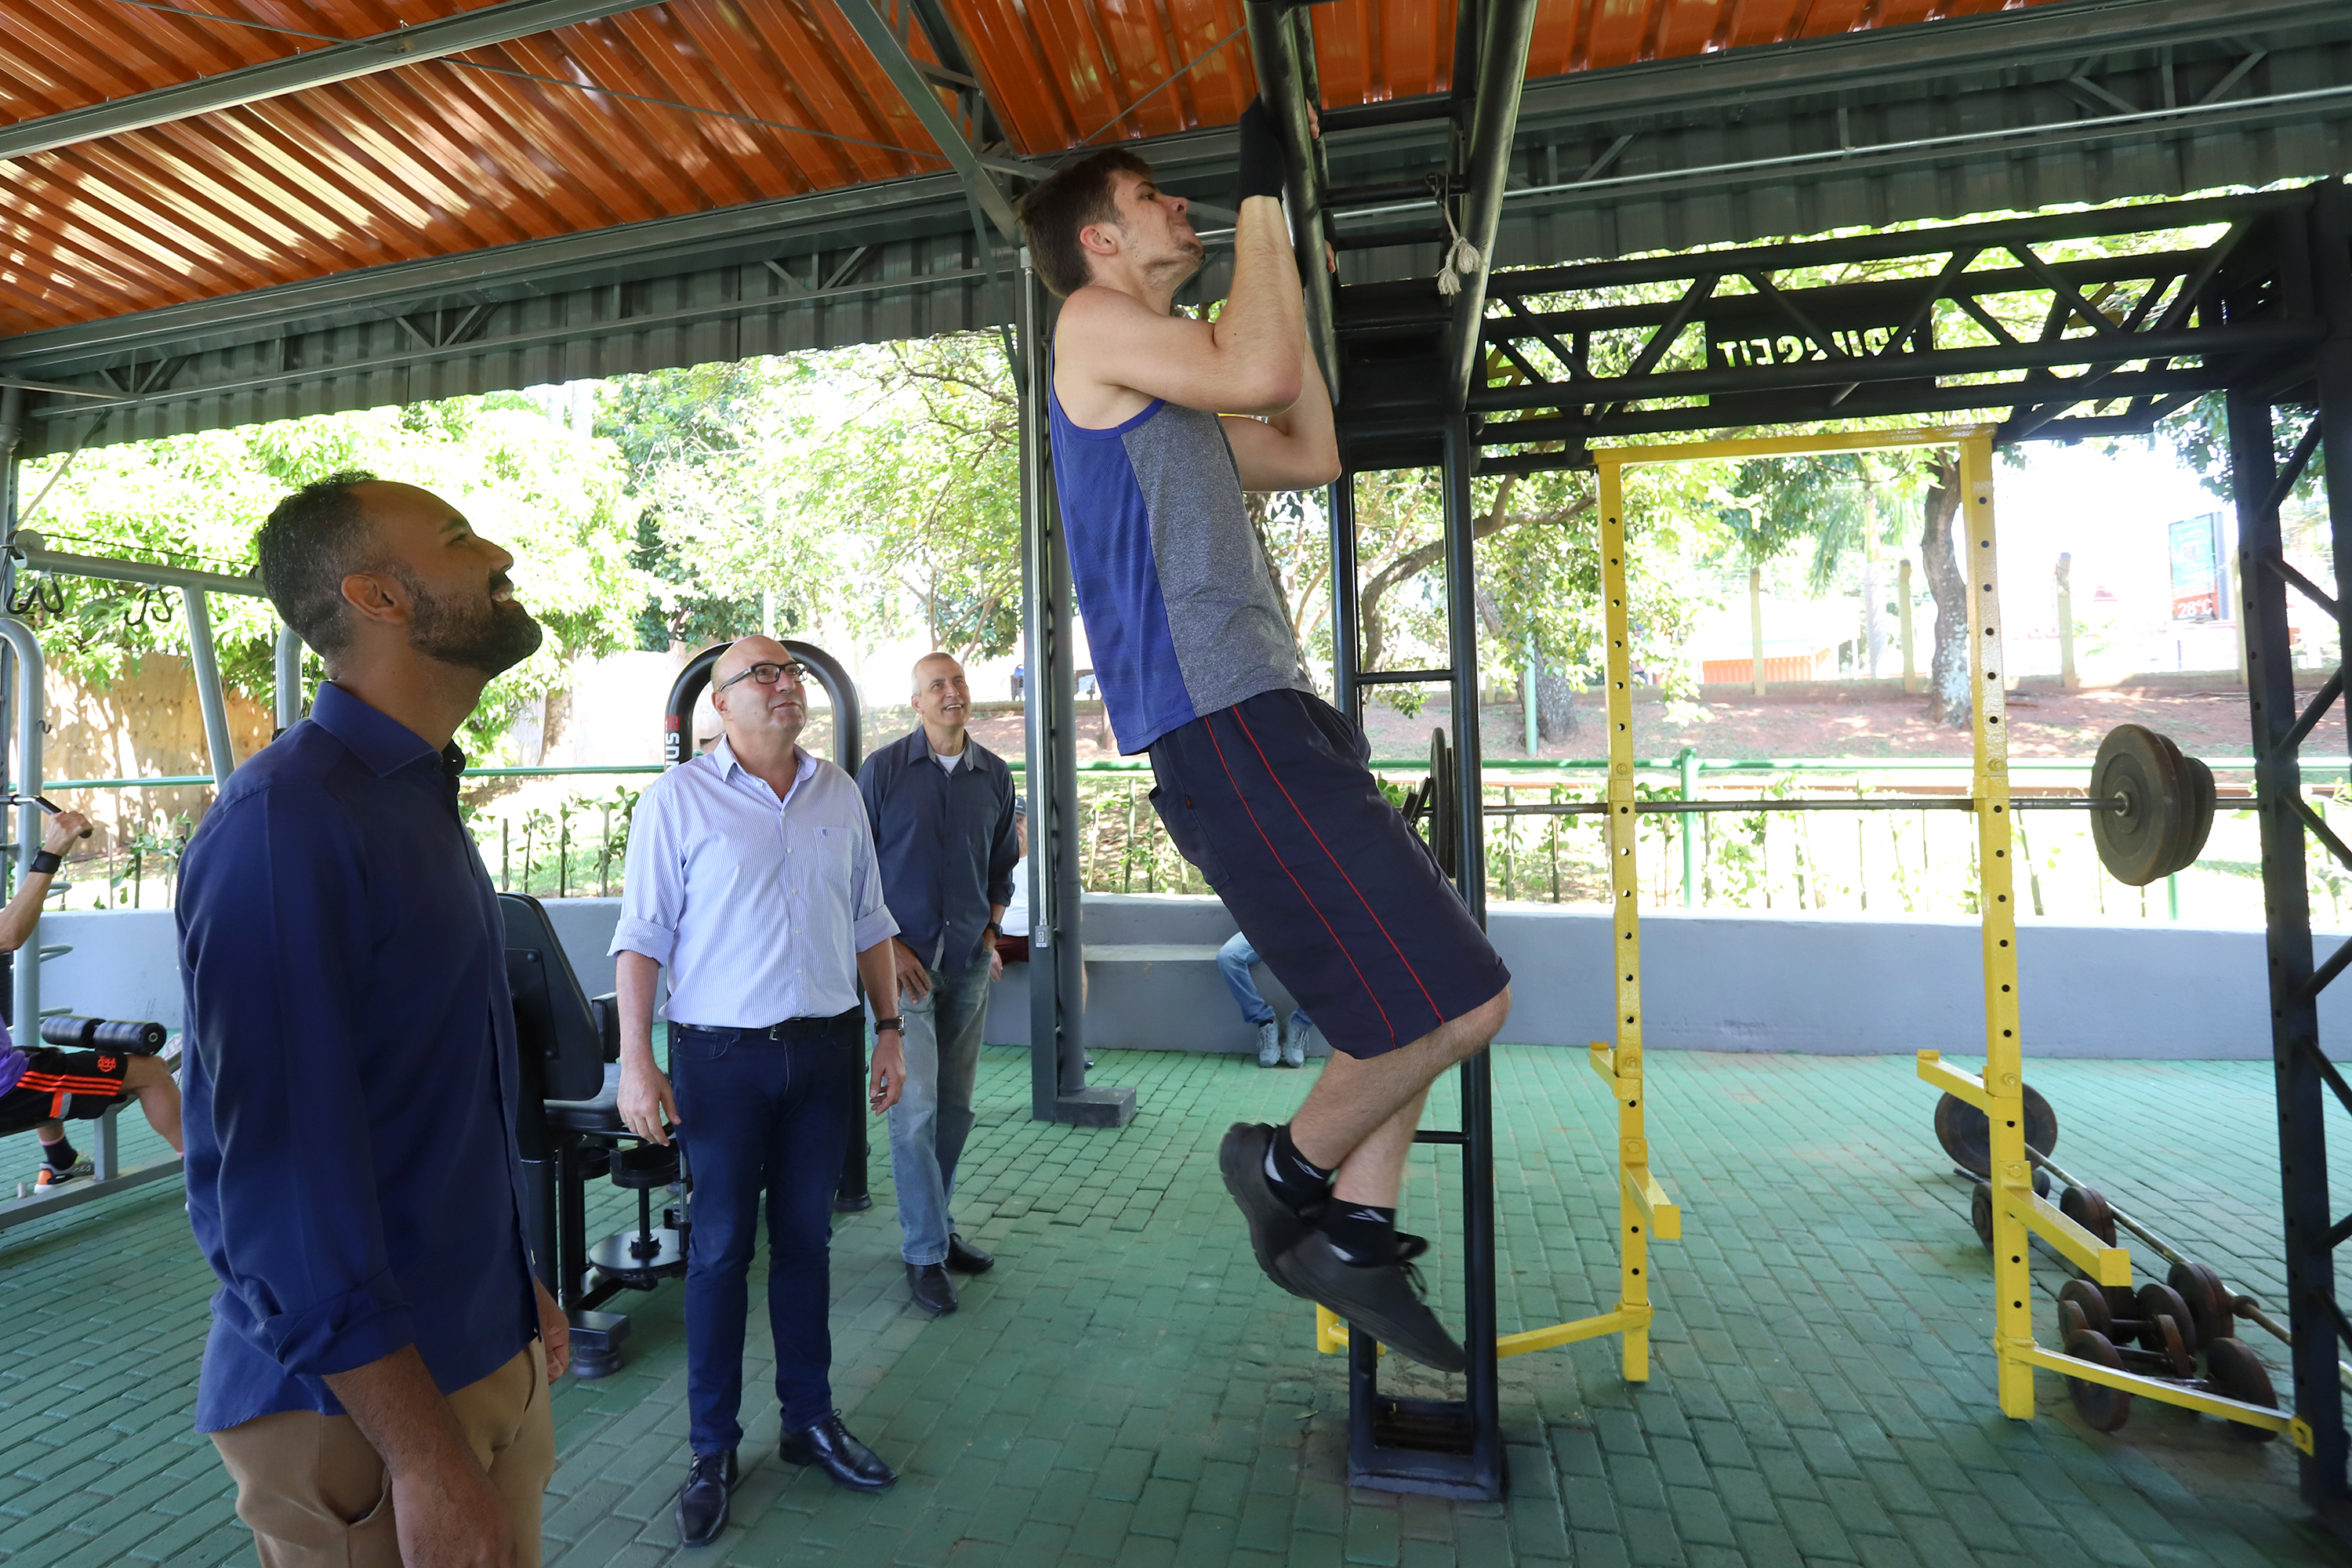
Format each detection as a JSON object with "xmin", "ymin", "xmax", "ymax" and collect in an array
[{"xmin": 911, "ymin": 683, "xmax": 2329, "ymax": 768}]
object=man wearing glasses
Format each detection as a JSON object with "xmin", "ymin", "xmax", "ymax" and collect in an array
[
  {"xmin": 611, "ymin": 637, "xmax": 908, "ymax": 1548},
  {"xmin": 857, "ymin": 652, "xmax": 1020, "ymax": 1315}
]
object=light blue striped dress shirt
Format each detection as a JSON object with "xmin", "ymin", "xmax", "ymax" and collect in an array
[{"xmin": 610, "ymin": 739, "xmax": 898, "ymax": 1027}]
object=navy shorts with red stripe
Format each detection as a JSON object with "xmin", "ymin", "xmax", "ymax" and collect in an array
[
  {"xmin": 0, "ymin": 1046, "xmax": 132, "ymax": 1125},
  {"xmin": 1146, "ymin": 688, "xmax": 1510, "ymax": 1059}
]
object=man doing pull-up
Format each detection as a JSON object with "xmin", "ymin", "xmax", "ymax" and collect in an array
[{"xmin": 1014, "ymin": 103, "xmax": 1512, "ymax": 1371}]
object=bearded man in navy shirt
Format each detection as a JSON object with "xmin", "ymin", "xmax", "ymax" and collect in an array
[{"xmin": 180, "ymin": 471, "xmax": 569, "ymax": 1568}]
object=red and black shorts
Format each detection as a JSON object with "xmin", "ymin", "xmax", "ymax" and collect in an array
[
  {"xmin": 1146, "ymin": 688, "xmax": 1511, "ymax": 1060},
  {"xmin": 1, "ymin": 1047, "xmax": 133, "ymax": 1124}
]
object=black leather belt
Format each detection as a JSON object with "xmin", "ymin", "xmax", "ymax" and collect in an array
[{"xmin": 677, "ymin": 1007, "xmax": 861, "ymax": 1044}]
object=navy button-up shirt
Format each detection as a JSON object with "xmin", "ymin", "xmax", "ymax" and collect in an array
[
  {"xmin": 178, "ymin": 681, "xmax": 535, "ymax": 1433},
  {"xmin": 856, "ymin": 728, "xmax": 1018, "ymax": 975}
]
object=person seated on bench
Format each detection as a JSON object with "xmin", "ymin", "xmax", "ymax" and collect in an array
[
  {"xmin": 1219, "ymin": 931, "xmax": 1311, "ymax": 1071},
  {"xmin": 0, "ymin": 809, "xmax": 182, "ymax": 1185}
]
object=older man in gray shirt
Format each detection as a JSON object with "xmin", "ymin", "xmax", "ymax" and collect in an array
[
  {"xmin": 858, "ymin": 652, "xmax": 1019, "ymax": 1316},
  {"xmin": 612, "ymin": 636, "xmax": 908, "ymax": 1547}
]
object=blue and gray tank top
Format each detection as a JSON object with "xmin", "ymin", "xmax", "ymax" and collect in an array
[{"xmin": 1046, "ymin": 386, "xmax": 1314, "ymax": 753}]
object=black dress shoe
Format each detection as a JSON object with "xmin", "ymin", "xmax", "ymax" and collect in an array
[
  {"xmin": 779, "ymin": 1412, "xmax": 898, "ymax": 1491},
  {"xmin": 945, "ymin": 1233, "xmax": 995, "ymax": 1274},
  {"xmin": 907, "ymin": 1261, "xmax": 957, "ymax": 1314},
  {"xmin": 675, "ymin": 1447, "xmax": 738, "ymax": 1547}
]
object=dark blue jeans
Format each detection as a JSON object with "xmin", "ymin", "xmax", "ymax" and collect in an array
[{"xmin": 671, "ymin": 1011, "xmax": 860, "ymax": 1454}]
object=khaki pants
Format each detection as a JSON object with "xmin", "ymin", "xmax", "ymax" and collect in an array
[{"xmin": 210, "ymin": 1345, "xmax": 554, "ymax": 1568}]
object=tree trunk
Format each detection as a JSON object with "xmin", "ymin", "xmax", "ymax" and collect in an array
[
  {"xmin": 541, "ymin": 684, "xmax": 575, "ymax": 761},
  {"xmin": 1921, "ymin": 454, "xmax": 1971, "ymax": 729},
  {"xmin": 1534, "ymin": 662, "xmax": 1579, "ymax": 740}
]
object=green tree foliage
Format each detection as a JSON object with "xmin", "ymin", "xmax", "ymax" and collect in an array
[
  {"xmin": 16, "ymin": 395, "xmax": 647, "ymax": 758},
  {"xmin": 606, "ymin": 338, "xmax": 1023, "ymax": 661}
]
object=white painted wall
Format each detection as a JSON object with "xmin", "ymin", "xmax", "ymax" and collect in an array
[{"xmin": 38, "ymin": 895, "xmax": 2318, "ymax": 1061}]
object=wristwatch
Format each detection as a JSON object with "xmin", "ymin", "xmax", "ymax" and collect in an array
[
  {"xmin": 983, "ymin": 922, "xmax": 1003, "ymax": 940},
  {"xmin": 873, "ymin": 1016, "xmax": 905, "ymax": 1036}
]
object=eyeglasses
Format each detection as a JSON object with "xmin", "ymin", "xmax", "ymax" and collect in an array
[{"xmin": 715, "ymin": 660, "xmax": 808, "ymax": 694}]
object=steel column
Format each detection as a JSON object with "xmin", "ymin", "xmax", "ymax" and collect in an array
[
  {"xmin": 2286, "ymin": 176, "xmax": 2352, "ymax": 1519},
  {"xmin": 1017, "ymin": 256, "xmax": 1133, "ymax": 1128},
  {"xmin": 1442, "ymin": 415, "xmax": 1501, "ymax": 1490},
  {"xmin": 180, "ymin": 589, "xmax": 238, "ymax": 787},
  {"xmin": 2230, "ymin": 385, "xmax": 2342, "ymax": 1505},
  {"xmin": 0, "ymin": 614, "xmax": 42, "ymax": 1038},
  {"xmin": 1329, "ymin": 476, "xmax": 1360, "ymax": 717},
  {"xmin": 274, "ymin": 626, "xmax": 307, "ymax": 731}
]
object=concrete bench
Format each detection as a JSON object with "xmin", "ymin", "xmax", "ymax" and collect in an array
[{"xmin": 1080, "ymin": 944, "xmax": 1221, "ymax": 964}]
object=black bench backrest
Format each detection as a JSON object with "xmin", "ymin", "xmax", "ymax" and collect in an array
[{"xmin": 499, "ymin": 893, "xmax": 608, "ymax": 1104}]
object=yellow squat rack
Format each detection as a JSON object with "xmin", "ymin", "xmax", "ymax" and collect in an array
[{"xmin": 1315, "ymin": 423, "xmax": 2297, "ymax": 1445}]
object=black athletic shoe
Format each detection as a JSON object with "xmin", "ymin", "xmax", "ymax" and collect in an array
[
  {"xmin": 1272, "ymin": 1230, "xmax": 1468, "ymax": 1374},
  {"xmin": 1218, "ymin": 1123, "xmax": 1319, "ymax": 1296},
  {"xmin": 945, "ymin": 1233, "xmax": 994, "ymax": 1274},
  {"xmin": 675, "ymin": 1447, "xmax": 738, "ymax": 1547}
]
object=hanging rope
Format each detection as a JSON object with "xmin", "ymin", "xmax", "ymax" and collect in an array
[{"xmin": 1432, "ymin": 175, "xmax": 1480, "ymax": 297}]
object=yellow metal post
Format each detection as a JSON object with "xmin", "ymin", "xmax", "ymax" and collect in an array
[
  {"xmin": 1599, "ymin": 459, "xmax": 1653, "ymax": 1381},
  {"xmin": 1958, "ymin": 433, "xmax": 2036, "ymax": 1418}
]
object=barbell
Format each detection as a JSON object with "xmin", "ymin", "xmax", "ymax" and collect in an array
[{"xmin": 1447, "ymin": 722, "xmax": 2216, "ymax": 887}]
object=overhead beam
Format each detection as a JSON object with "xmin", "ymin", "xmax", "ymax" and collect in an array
[
  {"xmin": 0, "ymin": 0, "xmax": 662, "ymax": 164},
  {"xmin": 1443, "ymin": 0, "xmax": 1541, "ymax": 412},
  {"xmin": 835, "ymin": 0, "xmax": 1020, "ymax": 241}
]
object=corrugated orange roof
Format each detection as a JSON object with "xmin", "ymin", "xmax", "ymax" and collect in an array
[{"xmin": 1, "ymin": 0, "xmax": 2064, "ymax": 338}]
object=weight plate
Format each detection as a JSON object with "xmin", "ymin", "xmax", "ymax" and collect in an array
[
  {"xmin": 2169, "ymin": 1260, "xmax": 2235, "ymax": 1345},
  {"xmin": 2151, "ymin": 1310, "xmax": 2196, "ymax": 1377},
  {"xmin": 2059, "ymin": 1184, "xmax": 2118, "ymax": 1247},
  {"xmin": 2063, "ymin": 1329, "xmax": 2134, "ymax": 1432},
  {"xmin": 2058, "ymin": 1278, "xmax": 2114, "ymax": 1338},
  {"xmin": 2092, "ymin": 723, "xmax": 2191, "ymax": 886},
  {"xmin": 2137, "ymin": 1283, "xmax": 2201, "ymax": 1355},
  {"xmin": 2165, "ymin": 753, "xmax": 2218, "ymax": 877},
  {"xmin": 2034, "ymin": 1166, "xmax": 2052, "ymax": 1199},
  {"xmin": 1969, "ymin": 1182, "xmax": 1994, "ymax": 1250},
  {"xmin": 1935, "ymin": 1085, "xmax": 2060, "ymax": 1178},
  {"xmin": 2201, "ymin": 1338, "xmax": 2281, "ymax": 1443},
  {"xmin": 2057, "ymin": 1299, "xmax": 2091, "ymax": 1341}
]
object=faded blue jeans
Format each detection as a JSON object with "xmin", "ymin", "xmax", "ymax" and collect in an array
[
  {"xmin": 884, "ymin": 959, "xmax": 993, "ymax": 1266},
  {"xmin": 1217, "ymin": 931, "xmax": 1311, "ymax": 1032}
]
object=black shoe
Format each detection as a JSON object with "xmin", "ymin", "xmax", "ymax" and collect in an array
[
  {"xmin": 779, "ymin": 1413, "xmax": 897, "ymax": 1491},
  {"xmin": 1218, "ymin": 1123, "xmax": 1319, "ymax": 1297},
  {"xmin": 1272, "ymin": 1230, "xmax": 1468, "ymax": 1374},
  {"xmin": 945, "ymin": 1233, "xmax": 994, "ymax": 1274},
  {"xmin": 675, "ymin": 1447, "xmax": 738, "ymax": 1547},
  {"xmin": 907, "ymin": 1261, "xmax": 957, "ymax": 1314}
]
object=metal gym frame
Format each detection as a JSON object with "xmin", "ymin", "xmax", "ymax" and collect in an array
[
  {"xmin": 1327, "ymin": 191, "xmax": 2352, "ymax": 1519},
  {"xmin": 1213, "ymin": 0, "xmax": 2352, "ymax": 1505},
  {"xmin": 0, "ymin": 521, "xmax": 304, "ymax": 1235}
]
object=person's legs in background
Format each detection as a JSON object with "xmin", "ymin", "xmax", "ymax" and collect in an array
[
  {"xmin": 1216, "ymin": 932, "xmax": 1281, "ymax": 1069},
  {"xmin": 928, "ymin": 960, "xmax": 993, "ymax": 1274},
  {"xmin": 885, "ymin": 982, "xmax": 956, "ymax": 1312},
  {"xmin": 1281, "ymin": 1005, "xmax": 1313, "ymax": 1069}
]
